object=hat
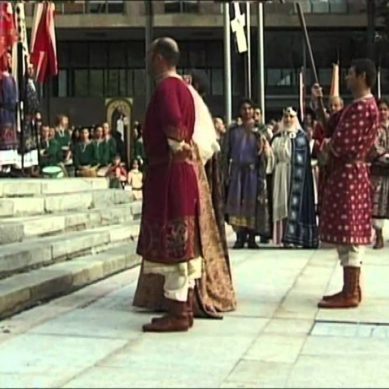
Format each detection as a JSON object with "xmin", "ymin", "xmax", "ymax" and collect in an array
[{"xmin": 283, "ymin": 107, "xmax": 297, "ymax": 117}]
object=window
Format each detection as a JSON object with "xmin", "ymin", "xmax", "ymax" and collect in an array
[
  {"xmin": 211, "ymin": 69, "xmax": 223, "ymax": 96},
  {"xmin": 311, "ymin": 0, "xmax": 330, "ymax": 13},
  {"xmin": 329, "ymin": 0, "xmax": 347, "ymax": 13},
  {"xmin": 90, "ymin": 69, "xmax": 104, "ymax": 97},
  {"xmin": 74, "ymin": 69, "xmax": 89, "ymax": 96},
  {"xmin": 318, "ymin": 68, "xmax": 332, "ymax": 86},
  {"xmin": 164, "ymin": 1, "xmax": 199, "ymax": 13},
  {"xmin": 133, "ymin": 69, "xmax": 146, "ymax": 96},
  {"xmin": 267, "ymin": 69, "xmax": 295, "ymax": 86},
  {"xmin": 58, "ymin": 70, "xmax": 68, "ymax": 97}
]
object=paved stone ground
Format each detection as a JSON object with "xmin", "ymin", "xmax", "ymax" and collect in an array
[{"xmin": 1, "ymin": 232, "xmax": 389, "ymax": 388}]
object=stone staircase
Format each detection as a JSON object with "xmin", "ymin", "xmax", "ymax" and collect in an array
[{"xmin": 0, "ymin": 178, "xmax": 141, "ymax": 319}]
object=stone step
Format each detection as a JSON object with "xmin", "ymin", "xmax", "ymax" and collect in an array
[
  {"xmin": 0, "ymin": 201, "xmax": 142, "ymax": 245},
  {"xmin": 0, "ymin": 243, "xmax": 141, "ymax": 320},
  {"xmin": 0, "ymin": 189, "xmax": 134, "ymax": 218},
  {"xmin": 0, "ymin": 178, "xmax": 109, "ymax": 198},
  {"xmin": 0, "ymin": 223, "xmax": 140, "ymax": 278}
]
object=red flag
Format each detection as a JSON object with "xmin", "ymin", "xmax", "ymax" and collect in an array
[
  {"xmin": 0, "ymin": 2, "xmax": 18, "ymax": 70},
  {"xmin": 30, "ymin": 1, "xmax": 58, "ymax": 83}
]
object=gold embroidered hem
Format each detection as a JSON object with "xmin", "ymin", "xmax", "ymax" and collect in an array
[{"xmin": 229, "ymin": 216, "xmax": 256, "ymax": 230}]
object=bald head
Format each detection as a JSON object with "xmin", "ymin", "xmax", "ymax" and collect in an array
[
  {"xmin": 151, "ymin": 37, "xmax": 180, "ymax": 67},
  {"xmin": 328, "ymin": 96, "xmax": 344, "ymax": 114}
]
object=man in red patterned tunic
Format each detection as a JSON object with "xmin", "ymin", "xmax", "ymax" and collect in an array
[
  {"xmin": 312, "ymin": 58, "xmax": 379, "ymax": 309},
  {"xmin": 137, "ymin": 37, "xmax": 201, "ymax": 332}
]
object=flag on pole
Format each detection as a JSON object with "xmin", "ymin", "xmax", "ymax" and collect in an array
[
  {"xmin": 12, "ymin": 1, "xmax": 29, "ymax": 87},
  {"xmin": 329, "ymin": 63, "xmax": 340, "ymax": 97},
  {"xmin": 230, "ymin": 2, "xmax": 248, "ymax": 54},
  {"xmin": 0, "ymin": 1, "xmax": 18, "ymax": 69},
  {"xmin": 30, "ymin": 1, "xmax": 58, "ymax": 83},
  {"xmin": 299, "ymin": 67, "xmax": 305, "ymax": 122}
]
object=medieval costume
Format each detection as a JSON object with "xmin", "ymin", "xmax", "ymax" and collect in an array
[
  {"xmin": 15, "ymin": 72, "xmax": 40, "ymax": 169},
  {"xmin": 318, "ymin": 94, "xmax": 379, "ymax": 309},
  {"xmin": 370, "ymin": 116, "xmax": 389, "ymax": 249},
  {"xmin": 73, "ymin": 139, "xmax": 98, "ymax": 174},
  {"xmin": 224, "ymin": 121, "xmax": 271, "ymax": 248},
  {"xmin": 133, "ymin": 76, "xmax": 236, "ymax": 324},
  {"xmin": 39, "ymin": 136, "xmax": 61, "ymax": 168},
  {"xmin": 270, "ymin": 107, "xmax": 318, "ymax": 248},
  {"xmin": 0, "ymin": 64, "xmax": 18, "ymax": 167}
]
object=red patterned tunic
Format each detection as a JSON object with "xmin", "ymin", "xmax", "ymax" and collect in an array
[
  {"xmin": 137, "ymin": 76, "xmax": 200, "ymax": 264},
  {"xmin": 320, "ymin": 96, "xmax": 379, "ymax": 245}
]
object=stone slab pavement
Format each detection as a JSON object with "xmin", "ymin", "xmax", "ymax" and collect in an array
[{"xmin": 1, "ymin": 232, "xmax": 389, "ymax": 388}]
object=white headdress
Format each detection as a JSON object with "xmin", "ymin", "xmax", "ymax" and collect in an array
[{"xmin": 278, "ymin": 106, "xmax": 302, "ymax": 133}]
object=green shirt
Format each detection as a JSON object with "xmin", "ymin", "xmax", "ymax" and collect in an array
[
  {"xmin": 40, "ymin": 139, "xmax": 62, "ymax": 167},
  {"xmin": 74, "ymin": 142, "xmax": 97, "ymax": 169},
  {"xmin": 94, "ymin": 140, "xmax": 110, "ymax": 166},
  {"xmin": 55, "ymin": 130, "xmax": 71, "ymax": 149}
]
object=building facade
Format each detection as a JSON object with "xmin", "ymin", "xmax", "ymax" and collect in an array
[{"xmin": 24, "ymin": 0, "xmax": 374, "ymax": 126}]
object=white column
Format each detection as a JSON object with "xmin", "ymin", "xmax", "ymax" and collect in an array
[
  {"xmin": 223, "ymin": 2, "xmax": 232, "ymax": 125},
  {"xmin": 257, "ymin": 1, "xmax": 265, "ymax": 122}
]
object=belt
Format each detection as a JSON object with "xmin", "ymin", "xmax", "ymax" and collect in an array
[{"xmin": 148, "ymin": 150, "xmax": 194, "ymax": 167}]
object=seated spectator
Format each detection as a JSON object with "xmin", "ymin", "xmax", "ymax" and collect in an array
[
  {"xmin": 106, "ymin": 154, "xmax": 127, "ymax": 189},
  {"xmin": 127, "ymin": 158, "xmax": 143, "ymax": 200},
  {"xmin": 94, "ymin": 125, "xmax": 111, "ymax": 176},
  {"xmin": 39, "ymin": 125, "xmax": 62, "ymax": 168},
  {"xmin": 74, "ymin": 128, "xmax": 98, "ymax": 177},
  {"xmin": 102, "ymin": 122, "xmax": 117, "ymax": 164}
]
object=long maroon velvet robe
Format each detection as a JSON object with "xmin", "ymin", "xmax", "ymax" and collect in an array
[
  {"xmin": 320, "ymin": 96, "xmax": 379, "ymax": 245},
  {"xmin": 136, "ymin": 76, "xmax": 200, "ymax": 264}
]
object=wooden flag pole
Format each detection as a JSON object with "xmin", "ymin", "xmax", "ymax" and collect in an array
[{"xmin": 295, "ymin": 2, "xmax": 326, "ymax": 124}]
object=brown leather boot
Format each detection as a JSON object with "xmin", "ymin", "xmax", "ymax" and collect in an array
[
  {"xmin": 143, "ymin": 299, "xmax": 190, "ymax": 332},
  {"xmin": 187, "ymin": 288, "xmax": 194, "ymax": 328},
  {"xmin": 318, "ymin": 267, "xmax": 360, "ymax": 309},
  {"xmin": 373, "ymin": 228, "xmax": 384, "ymax": 249},
  {"xmin": 151, "ymin": 289, "xmax": 194, "ymax": 327},
  {"xmin": 322, "ymin": 268, "xmax": 362, "ymax": 303}
]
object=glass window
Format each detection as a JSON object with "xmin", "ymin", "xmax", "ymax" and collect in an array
[
  {"xmin": 107, "ymin": 0, "xmax": 124, "ymax": 13},
  {"xmin": 90, "ymin": 69, "xmax": 104, "ymax": 97},
  {"xmin": 267, "ymin": 69, "xmax": 282, "ymax": 86},
  {"xmin": 57, "ymin": 42, "xmax": 69, "ymax": 67},
  {"xmin": 127, "ymin": 69, "xmax": 134, "ymax": 96},
  {"xmin": 319, "ymin": 68, "xmax": 332, "ymax": 86},
  {"xmin": 329, "ymin": 0, "xmax": 348, "ymax": 13},
  {"xmin": 211, "ymin": 68, "xmax": 223, "ymax": 96},
  {"xmin": 183, "ymin": 0, "xmax": 199, "ymax": 13},
  {"xmin": 164, "ymin": 0, "xmax": 199, "ymax": 13},
  {"xmin": 164, "ymin": 1, "xmax": 181, "ymax": 13},
  {"xmin": 87, "ymin": 0, "xmax": 106, "ymax": 13},
  {"xmin": 311, "ymin": 0, "xmax": 330, "ymax": 13},
  {"xmin": 105, "ymin": 69, "xmax": 120, "ymax": 97},
  {"xmin": 207, "ymin": 42, "xmax": 223, "ymax": 67},
  {"xmin": 74, "ymin": 69, "xmax": 89, "ymax": 97},
  {"xmin": 188, "ymin": 46, "xmax": 206, "ymax": 68},
  {"xmin": 89, "ymin": 42, "xmax": 107, "ymax": 68},
  {"xmin": 70, "ymin": 43, "xmax": 88, "ymax": 67},
  {"xmin": 133, "ymin": 69, "xmax": 146, "ymax": 96},
  {"xmin": 267, "ymin": 69, "xmax": 295, "ymax": 86},
  {"xmin": 58, "ymin": 70, "xmax": 68, "ymax": 97},
  {"xmin": 118, "ymin": 69, "xmax": 127, "ymax": 96},
  {"xmin": 108, "ymin": 42, "xmax": 127, "ymax": 68},
  {"xmin": 127, "ymin": 42, "xmax": 145, "ymax": 68}
]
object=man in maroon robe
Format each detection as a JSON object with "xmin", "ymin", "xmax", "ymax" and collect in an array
[
  {"xmin": 312, "ymin": 58, "xmax": 379, "ymax": 309},
  {"xmin": 137, "ymin": 37, "xmax": 201, "ymax": 332}
]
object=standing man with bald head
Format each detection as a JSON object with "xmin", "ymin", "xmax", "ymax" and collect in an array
[{"xmin": 136, "ymin": 37, "xmax": 201, "ymax": 332}]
